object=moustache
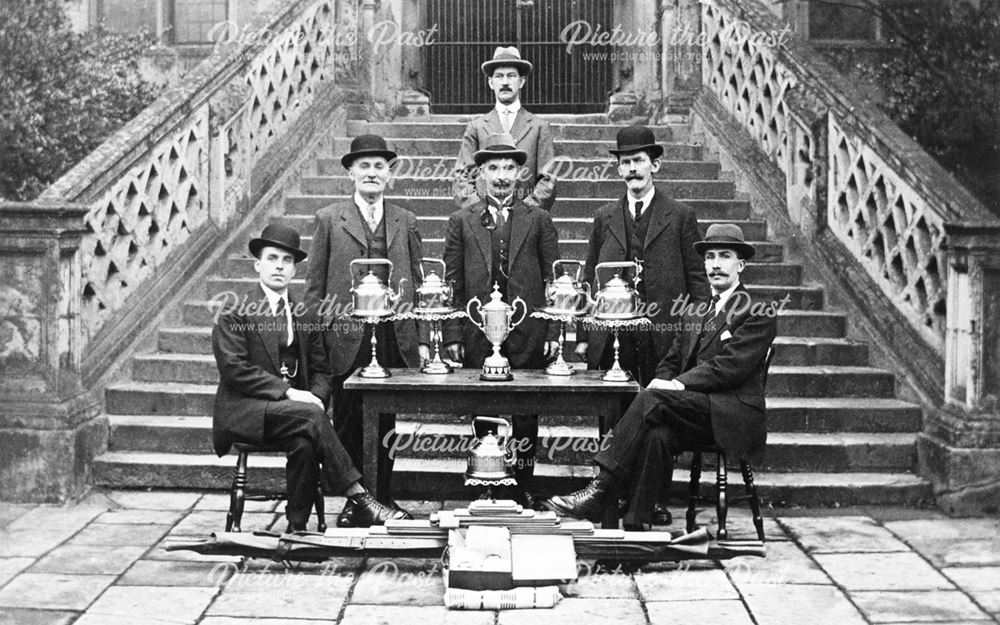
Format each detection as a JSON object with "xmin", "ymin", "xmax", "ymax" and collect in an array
[
  {"xmin": 709, "ymin": 272, "xmax": 728, "ymax": 277},
  {"xmin": 625, "ymin": 174, "xmax": 642, "ymax": 181}
]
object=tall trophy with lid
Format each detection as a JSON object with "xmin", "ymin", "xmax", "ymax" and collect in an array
[
  {"xmin": 466, "ymin": 283, "xmax": 527, "ymax": 381},
  {"xmin": 349, "ymin": 258, "xmax": 400, "ymax": 378},
  {"xmin": 413, "ymin": 258, "xmax": 457, "ymax": 374}
]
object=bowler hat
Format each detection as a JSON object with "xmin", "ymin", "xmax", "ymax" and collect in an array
[
  {"xmin": 609, "ymin": 125, "xmax": 664, "ymax": 161},
  {"xmin": 249, "ymin": 223, "xmax": 308, "ymax": 263},
  {"xmin": 340, "ymin": 134, "xmax": 398, "ymax": 169},
  {"xmin": 481, "ymin": 46, "xmax": 533, "ymax": 77},
  {"xmin": 693, "ymin": 223, "xmax": 756, "ymax": 260},
  {"xmin": 473, "ymin": 133, "xmax": 528, "ymax": 166}
]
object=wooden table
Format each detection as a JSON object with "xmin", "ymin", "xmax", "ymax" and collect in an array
[{"xmin": 343, "ymin": 369, "xmax": 640, "ymax": 527}]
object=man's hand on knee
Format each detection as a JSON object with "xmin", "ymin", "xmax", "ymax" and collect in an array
[
  {"xmin": 647, "ymin": 378, "xmax": 684, "ymax": 391},
  {"xmin": 285, "ymin": 388, "xmax": 324, "ymax": 408}
]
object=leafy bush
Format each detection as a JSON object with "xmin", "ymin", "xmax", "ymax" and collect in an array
[{"xmin": 0, "ymin": 0, "xmax": 157, "ymax": 201}]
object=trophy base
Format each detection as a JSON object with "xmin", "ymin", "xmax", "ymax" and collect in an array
[
  {"xmin": 359, "ymin": 364, "xmax": 391, "ymax": 378},
  {"xmin": 545, "ymin": 360, "xmax": 575, "ymax": 376},
  {"xmin": 421, "ymin": 360, "xmax": 453, "ymax": 375},
  {"xmin": 602, "ymin": 368, "xmax": 633, "ymax": 382},
  {"xmin": 480, "ymin": 370, "xmax": 514, "ymax": 381}
]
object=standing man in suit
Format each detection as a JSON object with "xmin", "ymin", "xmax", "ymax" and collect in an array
[
  {"xmin": 454, "ymin": 46, "xmax": 556, "ymax": 212},
  {"xmin": 443, "ymin": 133, "xmax": 560, "ymax": 505},
  {"xmin": 576, "ymin": 125, "xmax": 710, "ymax": 387},
  {"xmin": 544, "ymin": 224, "xmax": 777, "ymax": 530},
  {"xmin": 212, "ymin": 224, "xmax": 408, "ymax": 531},
  {"xmin": 304, "ymin": 134, "xmax": 429, "ymax": 527}
]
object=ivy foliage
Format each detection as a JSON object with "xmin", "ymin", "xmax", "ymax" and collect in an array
[{"xmin": 0, "ymin": 0, "xmax": 157, "ymax": 201}]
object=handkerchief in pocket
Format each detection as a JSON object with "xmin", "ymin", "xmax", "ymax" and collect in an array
[{"xmin": 720, "ymin": 329, "xmax": 733, "ymax": 341}]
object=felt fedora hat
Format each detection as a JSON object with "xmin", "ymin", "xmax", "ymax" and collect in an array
[
  {"xmin": 693, "ymin": 223, "xmax": 756, "ymax": 260},
  {"xmin": 608, "ymin": 125, "xmax": 664, "ymax": 160},
  {"xmin": 249, "ymin": 223, "xmax": 308, "ymax": 263},
  {"xmin": 340, "ymin": 134, "xmax": 398, "ymax": 169},
  {"xmin": 481, "ymin": 46, "xmax": 533, "ymax": 77},
  {"xmin": 473, "ymin": 132, "xmax": 528, "ymax": 166}
]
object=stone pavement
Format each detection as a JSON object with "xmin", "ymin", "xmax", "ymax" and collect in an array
[{"xmin": 0, "ymin": 491, "xmax": 997, "ymax": 625}]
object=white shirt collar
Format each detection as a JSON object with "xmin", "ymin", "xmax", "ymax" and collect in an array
[
  {"xmin": 494, "ymin": 100, "xmax": 522, "ymax": 116},
  {"xmin": 628, "ymin": 186, "xmax": 655, "ymax": 218},
  {"xmin": 713, "ymin": 281, "xmax": 741, "ymax": 315},
  {"xmin": 260, "ymin": 283, "xmax": 288, "ymax": 316},
  {"xmin": 354, "ymin": 192, "xmax": 384, "ymax": 225}
]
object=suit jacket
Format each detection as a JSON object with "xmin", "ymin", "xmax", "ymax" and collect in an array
[
  {"xmin": 304, "ymin": 199, "xmax": 427, "ymax": 376},
  {"xmin": 211, "ymin": 286, "xmax": 332, "ymax": 457},
  {"xmin": 655, "ymin": 285, "xmax": 778, "ymax": 465},
  {"xmin": 442, "ymin": 198, "xmax": 560, "ymax": 368},
  {"xmin": 454, "ymin": 108, "xmax": 556, "ymax": 211},
  {"xmin": 578, "ymin": 187, "xmax": 710, "ymax": 365}
]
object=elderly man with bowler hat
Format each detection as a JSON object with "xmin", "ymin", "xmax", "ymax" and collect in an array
[
  {"xmin": 212, "ymin": 224, "xmax": 408, "ymax": 531},
  {"xmin": 454, "ymin": 46, "xmax": 556, "ymax": 212},
  {"xmin": 545, "ymin": 224, "xmax": 777, "ymax": 531},
  {"xmin": 443, "ymin": 132, "xmax": 560, "ymax": 506},
  {"xmin": 304, "ymin": 134, "xmax": 429, "ymax": 527}
]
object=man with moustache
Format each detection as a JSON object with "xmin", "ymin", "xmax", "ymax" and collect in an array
[
  {"xmin": 544, "ymin": 224, "xmax": 777, "ymax": 531},
  {"xmin": 304, "ymin": 134, "xmax": 430, "ymax": 527},
  {"xmin": 212, "ymin": 224, "xmax": 409, "ymax": 531},
  {"xmin": 454, "ymin": 46, "xmax": 556, "ymax": 212},
  {"xmin": 443, "ymin": 133, "xmax": 560, "ymax": 506}
]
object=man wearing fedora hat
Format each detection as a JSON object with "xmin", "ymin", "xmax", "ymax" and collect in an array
[
  {"xmin": 212, "ymin": 224, "xmax": 409, "ymax": 530},
  {"xmin": 453, "ymin": 46, "xmax": 556, "ymax": 212},
  {"xmin": 443, "ymin": 132, "xmax": 560, "ymax": 506},
  {"xmin": 304, "ymin": 134, "xmax": 429, "ymax": 527},
  {"xmin": 576, "ymin": 124, "xmax": 710, "ymax": 391},
  {"xmin": 545, "ymin": 224, "xmax": 777, "ymax": 530}
]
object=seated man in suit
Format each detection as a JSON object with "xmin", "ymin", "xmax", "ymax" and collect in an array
[
  {"xmin": 211, "ymin": 224, "xmax": 408, "ymax": 531},
  {"xmin": 544, "ymin": 224, "xmax": 777, "ymax": 530}
]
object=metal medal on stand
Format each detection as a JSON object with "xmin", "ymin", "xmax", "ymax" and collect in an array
[
  {"xmin": 464, "ymin": 416, "xmax": 518, "ymax": 505},
  {"xmin": 534, "ymin": 259, "xmax": 592, "ymax": 376},
  {"xmin": 349, "ymin": 258, "xmax": 399, "ymax": 378},
  {"xmin": 413, "ymin": 258, "xmax": 464, "ymax": 374},
  {"xmin": 583, "ymin": 260, "xmax": 650, "ymax": 382},
  {"xmin": 466, "ymin": 284, "xmax": 527, "ymax": 381}
]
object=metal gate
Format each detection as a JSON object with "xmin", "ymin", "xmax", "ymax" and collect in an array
[{"xmin": 424, "ymin": 0, "xmax": 613, "ymax": 114}]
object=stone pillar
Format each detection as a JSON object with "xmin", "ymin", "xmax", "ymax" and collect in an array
[
  {"xmin": 660, "ymin": 0, "xmax": 702, "ymax": 111},
  {"xmin": 918, "ymin": 224, "xmax": 1000, "ymax": 514},
  {"xmin": 0, "ymin": 201, "xmax": 105, "ymax": 502}
]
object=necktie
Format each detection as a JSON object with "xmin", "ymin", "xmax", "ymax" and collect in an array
[
  {"xmin": 275, "ymin": 297, "xmax": 290, "ymax": 347},
  {"xmin": 502, "ymin": 108, "xmax": 513, "ymax": 133},
  {"xmin": 633, "ymin": 200, "xmax": 644, "ymax": 222},
  {"xmin": 365, "ymin": 203, "xmax": 378, "ymax": 230}
]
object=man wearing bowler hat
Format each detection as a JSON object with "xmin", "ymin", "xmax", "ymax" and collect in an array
[
  {"xmin": 443, "ymin": 132, "xmax": 560, "ymax": 506},
  {"xmin": 453, "ymin": 46, "xmax": 556, "ymax": 212},
  {"xmin": 212, "ymin": 224, "xmax": 409, "ymax": 531},
  {"xmin": 544, "ymin": 224, "xmax": 777, "ymax": 531},
  {"xmin": 304, "ymin": 134, "xmax": 429, "ymax": 527}
]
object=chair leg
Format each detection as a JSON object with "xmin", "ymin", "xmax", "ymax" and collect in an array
[
  {"xmin": 741, "ymin": 461, "xmax": 765, "ymax": 541},
  {"xmin": 227, "ymin": 450, "xmax": 248, "ymax": 533},
  {"xmin": 715, "ymin": 452, "xmax": 728, "ymax": 540},
  {"xmin": 686, "ymin": 452, "xmax": 703, "ymax": 534},
  {"xmin": 314, "ymin": 483, "xmax": 327, "ymax": 533}
]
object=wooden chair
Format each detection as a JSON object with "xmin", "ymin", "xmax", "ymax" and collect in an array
[
  {"xmin": 226, "ymin": 443, "xmax": 327, "ymax": 533},
  {"xmin": 684, "ymin": 347, "xmax": 773, "ymax": 541}
]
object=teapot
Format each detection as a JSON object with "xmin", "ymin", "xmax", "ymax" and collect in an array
[
  {"xmin": 465, "ymin": 417, "xmax": 516, "ymax": 481},
  {"xmin": 544, "ymin": 259, "xmax": 591, "ymax": 315},
  {"xmin": 415, "ymin": 257, "xmax": 454, "ymax": 313},
  {"xmin": 589, "ymin": 261, "xmax": 644, "ymax": 320},
  {"xmin": 349, "ymin": 258, "xmax": 400, "ymax": 317}
]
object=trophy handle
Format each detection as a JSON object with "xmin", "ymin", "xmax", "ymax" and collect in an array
[
  {"xmin": 466, "ymin": 296, "xmax": 484, "ymax": 330},
  {"xmin": 594, "ymin": 260, "xmax": 641, "ymax": 290},
  {"xmin": 509, "ymin": 296, "xmax": 527, "ymax": 330},
  {"xmin": 551, "ymin": 258, "xmax": 583, "ymax": 282},
  {"xmin": 350, "ymin": 258, "xmax": 395, "ymax": 283},
  {"xmin": 420, "ymin": 257, "xmax": 446, "ymax": 281},
  {"xmin": 472, "ymin": 416, "xmax": 511, "ymax": 440}
]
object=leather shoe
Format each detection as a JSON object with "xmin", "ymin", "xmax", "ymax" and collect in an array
[
  {"xmin": 350, "ymin": 492, "xmax": 409, "ymax": 527},
  {"xmin": 652, "ymin": 503, "xmax": 673, "ymax": 526},
  {"xmin": 284, "ymin": 521, "xmax": 307, "ymax": 533},
  {"xmin": 391, "ymin": 501, "xmax": 414, "ymax": 519},
  {"xmin": 543, "ymin": 475, "xmax": 614, "ymax": 521},
  {"xmin": 512, "ymin": 487, "xmax": 543, "ymax": 511},
  {"xmin": 337, "ymin": 499, "xmax": 356, "ymax": 528}
]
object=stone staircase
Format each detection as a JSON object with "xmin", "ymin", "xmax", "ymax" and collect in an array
[{"xmin": 93, "ymin": 116, "xmax": 932, "ymax": 506}]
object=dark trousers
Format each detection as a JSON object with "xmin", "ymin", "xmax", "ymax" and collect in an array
[
  {"xmin": 595, "ymin": 388, "xmax": 715, "ymax": 527},
  {"xmin": 331, "ymin": 321, "xmax": 405, "ymax": 503},
  {"xmin": 263, "ymin": 400, "xmax": 362, "ymax": 526},
  {"xmin": 596, "ymin": 328, "xmax": 664, "ymax": 387}
]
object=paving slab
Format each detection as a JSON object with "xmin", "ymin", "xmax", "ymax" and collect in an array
[
  {"xmin": 340, "ymin": 605, "xmax": 494, "ymax": 625},
  {"xmin": 647, "ymin": 599, "xmax": 754, "ymax": 625},
  {"xmin": 0, "ymin": 529, "xmax": 80, "ymax": 558},
  {"xmin": 965, "ymin": 589, "xmax": 1000, "ymax": 614},
  {"xmin": 780, "ymin": 516, "xmax": 910, "ymax": 553},
  {"xmin": 814, "ymin": 552, "xmax": 956, "ymax": 591},
  {"xmin": 0, "ymin": 558, "xmax": 35, "ymax": 587},
  {"xmin": 82, "ymin": 585, "xmax": 219, "ymax": 625},
  {"xmin": 68, "ymin": 522, "xmax": 172, "ymax": 546},
  {"xmin": 171, "ymin": 510, "xmax": 279, "ymax": 536},
  {"xmin": 92, "ymin": 508, "xmax": 188, "ymax": 525},
  {"xmin": 496, "ymin": 598, "xmax": 645, "ymax": 625},
  {"xmin": 0, "ymin": 573, "xmax": 115, "ymax": 610},
  {"xmin": 634, "ymin": 566, "xmax": 739, "ymax": 601},
  {"xmin": 192, "ymin": 494, "xmax": 279, "ymax": 512},
  {"xmin": 350, "ymin": 557, "xmax": 445, "ymax": 606},
  {"xmin": 105, "ymin": 490, "xmax": 203, "ymax": 510},
  {"xmin": 565, "ymin": 568, "xmax": 637, "ymax": 598},
  {"xmin": 739, "ymin": 583, "xmax": 869, "ymax": 625},
  {"xmin": 0, "ymin": 504, "xmax": 32, "ymax": 529},
  {"xmin": 0, "ymin": 608, "xmax": 78, "ymax": 625},
  {"xmin": 942, "ymin": 567, "xmax": 1000, "ymax": 591},
  {"xmin": 4, "ymin": 507, "xmax": 106, "ymax": 533},
  {"xmin": 205, "ymin": 568, "xmax": 353, "ymax": 619},
  {"xmin": 200, "ymin": 619, "xmax": 338, "ymax": 625},
  {"xmin": 851, "ymin": 590, "xmax": 991, "ymax": 622},
  {"xmin": 29, "ymin": 545, "xmax": 147, "ymax": 575},
  {"xmin": 724, "ymin": 542, "xmax": 832, "ymax": 585},
  {"xmin": 119, "ymin": 559, "xmax": 232, "ymax": 586},
  {"xmin": 908, "ymin": 538, "xmax": 1000, "ymax": 568},
  {"xmin": 885, "ymin": 519, "xmax": 1000, "ymax": 542}
]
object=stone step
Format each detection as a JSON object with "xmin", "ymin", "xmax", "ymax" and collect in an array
[
  {"xmin": 91, "ymin": 452, "xmax": 932, "ymax": 507},
  {"xmin": 332, "ymin": 137, "xmax": 704, "ymax": 160},
  {"xmin": 284, "ymin": 195, "xmax": 753, "ymax": 220},
  {"xmin": 776, "ymin": 311, "xmax": 846, "ymax": 338},
  {"xmin": 346, "ymin": 120, "xmax": 689, "ymax": 142},
  {"xmin": 315, "ymin": 156, "xmax": 719, "ymax": 179},
  {"xmin": 765, "ymin": 397, "xmax": 922, "ymax": 433},
  {"xmin": 300, "ymin": 175, "xmax": 736, "ymax": 200},
  {"xmin": 105, "ymin": 381, "xmax": 215, "ymax": 416},
  {"xmin": 107, "ymin": 416, "xmax": 917, "ymax": 472}
]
